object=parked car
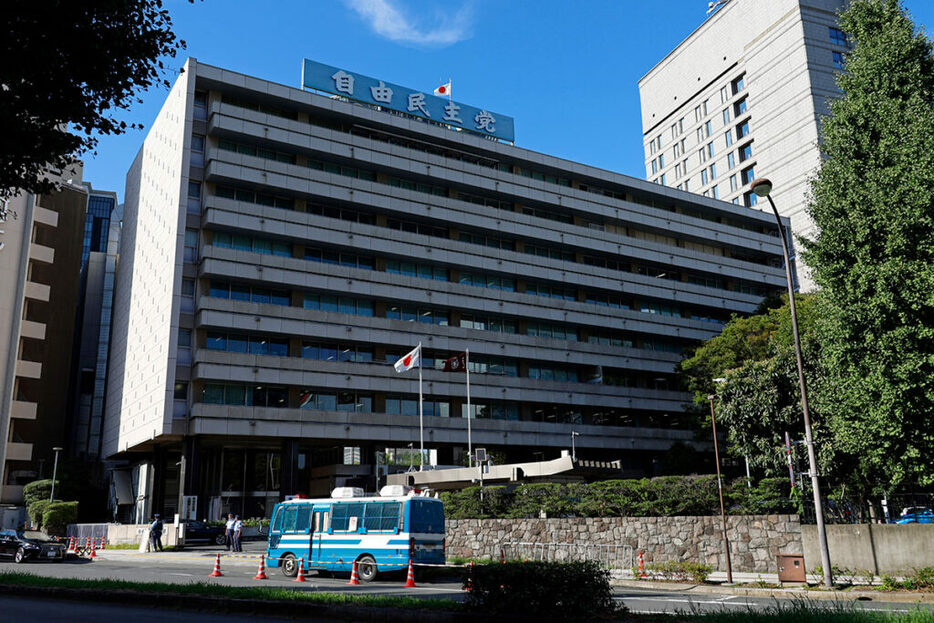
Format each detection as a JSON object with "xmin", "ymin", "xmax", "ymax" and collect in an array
[
  {"xmin": 895, "ymin": 507, "xmax": 934, "ymax": 524},
  {"xmin": 182, "ymin": 520, "xmax": 226, "ymax": 545},
  {"xmin": 0, "ymin": 530, "xmax": 66, "ymax": 563}
]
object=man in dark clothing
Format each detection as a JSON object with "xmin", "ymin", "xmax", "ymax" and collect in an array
[{"xmin": 149, "ymin": 514, "xmax": 164, "ymax": 552}]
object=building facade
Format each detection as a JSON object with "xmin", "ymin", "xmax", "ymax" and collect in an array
[
  {"xmin": 105, "ymin": 59, "xmax": 788, "ymax": 521},
  {"xmin": 0, "ymin": 167, "xmax": 88, "ymax": 504},
  {"xmin": 639, "ymin": 0, "xmax": 848, "ymax": 290}
]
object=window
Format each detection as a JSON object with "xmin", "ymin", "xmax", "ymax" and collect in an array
[
  {"xmin": 187, "ymin": 181, "xmax": 202, "ymax": 214},
  {"xmin": 832, "ymin": 51, "xmax": 844, "ymax": 69},
  {"xmin": 739, "ymin": 143, "xmax": 753, "ymax": 162},
  {"xmin": 678, "ymin": 117, "xmax": 684, "ymax": 133},
  {"xmin": 829, "ymin": 27, "xmax": 847, "ymax": 46},
  {"xmin": 671, "ymin": 123, "xmax": 678, "ymax": 140},
  {"xmin": 727, "ymin": 152, "xmax": 735, "ymax": 169},
  {"xmin": 660, "ymin": 173, "xmax": 666, "ymax": 185},
  {"xmin": 741, "ymin": 165, "xmax": 756, "ymax": 185},
  {"xmin": 658, "ymin": 153, "xmax": 665, "ymax": 168},
  {"xmin": 744, "ymin": 190, "xmax": 758, "ymax": 207},
  {"xmin": 709, "ymin": 163, "xmax": 717, "ymax": 180},
  {"xmin": 193, "ymin": 91, "xmax": 207, "ymax": 120},
  {"xmin": 720, "ymin": 86, "xmax": 729, "ymax": 103},
  {"xmin": 701, "ymin": 169, "xmax": 708, "ymax": 185},
  {"xmin": 694, "ymin": 105, "xmax": 702, "ymax": 122},
  {"xmin": 737, "ymin": 120, "xmax": 750, "ymax": 139},
  {"xmin": 698, "ymin": 147, "xmax": 707, "ymax": 164},
  {"xmin": 190, "ymin": 135, "xmax": 205, "ymax": 167},
  {"xmin": 702, "ymin": 99, "xmax": 709, "ymax": 116},
  {"xmin": 734, "ymin": 97, "xmax": 748, "ymax": 117},
  {"xmin": 731, "ymin": 74, "xmax": 745, "ymax": 95},
  {"xmin": 649, "ymin": 139, "xmax": 656, "ymax": 156},
  {"xmin": 674, "ymin": 163, "xmax": 682, "ymax": 179},
  {"xmin": 724, "ymin": 130, "xmax": 733, "ymax": 147},
  {"xmin": 683, "ymin": 179, "xmax": 689, "ymax": 191},
  {"xmin": 673, "ymin": 142, "xmax": 681, "ymax": 158},
  {"xmin": 696, "ymin": 127, "xmax": 704, "ymax": 143},
  {"xmin": 704, "ymin": 120, "xmax": 712, "ymax": 137},
  {"xmin": 729, "ymin": 174, "xmax": 738, "ymax": 192},
  {"xmin": 722, "ymin": 108, "xmax": 730, "ymax": 125},
  {"xmin": 655, "ymin": 135, "xmax": 662, "ymax": 150},
  {"xmin": 184, "ymin": 229, "xmax": 198, "ymax": 262},
  {"xmin": 711, "ymin": 185, "xmax": 719, "ymax": 199},
  {"xmin": 707, "ymin": 142, "xmax": 715, "ymax": 158},
  {"xmin": 651, "ymin": 159, "xmax": 657, "ymax": 174}
]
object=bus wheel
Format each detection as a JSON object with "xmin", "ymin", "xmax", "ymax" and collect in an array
[
  {"xmin": 280, "ymin": 553, "xmax": 297, "ymax": 577},
  {"xmin": 356, "ymin": 555, "xmax": 377, "ymax": 583}
]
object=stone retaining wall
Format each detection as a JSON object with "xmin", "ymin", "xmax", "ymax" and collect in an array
[{"xmin": 446, "ymin": 515, "xmax": 802, "ymax": 574}]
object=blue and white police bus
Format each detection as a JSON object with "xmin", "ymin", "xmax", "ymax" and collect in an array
[{"xmin": 266, "ymin": 485, "xmax": 445, "ymax": 582}]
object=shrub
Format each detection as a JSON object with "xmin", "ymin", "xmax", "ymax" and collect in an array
[
  {"xmin": 22, "ymin": 479, "xmax": 57, "ymax": 508},
  {"xmin": 464, "ymin": 561, "xmax": 620, "ymax": 619},
  {"xmin": 643, "ymin": 560, "xmax": 713, "ymax": 583},
  {"xmin": 27, "ymin": 499, "xmax": 61, "ymax": 529},
  {"xmin": 42, "ymin": 501, "xmax": 79, "ymax": 536}
]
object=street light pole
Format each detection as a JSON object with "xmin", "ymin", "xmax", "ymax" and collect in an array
[
  {"xmin": 750, "ymin": 177, "xmax": 833, "ymax": 589},
  {"xmin": 571, "ymin": 431, "xmax": 580, "ymax": 461},
  {"xmin": 49, "ymin": 447, "xmax": 63, "ymax": 502},
  {"xmin": 707, "ymin": 395, "xmax": 732, "ymax": 584}
]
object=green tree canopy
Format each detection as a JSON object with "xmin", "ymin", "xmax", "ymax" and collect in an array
[
  {"xmin": 0, "ymin": 1, "xmax": 186, "ymax": 210},
  {"xmin": 804, "ymin": 0, "xmax": 934, "ymax": 490}
]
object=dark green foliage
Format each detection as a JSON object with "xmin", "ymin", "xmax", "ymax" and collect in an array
[
  {"xmin": 0, "ymin": 1, "xmax": 187, "ymax": 205},
  {"xmin": 22, "ymin": 480, "xmax": 57, "ymax": 508},
  {"xmin": 463, "ymin": 561, "xmax": 620, "ymax": 619},
  {"xmin": 26, "ymin": 499, "xmax": 60, "ymax": 529},
  {"xmin": 804, "ymin": 0, "xmax": 934, "ymax": 490},
  {"xmin": 727, "ymin": 478, "xmax": 797, "ymax": 515},
  {"xmin": 42, "ymin": 501, "xmax": 78, "ymax": 536},
  {"xmin": 442, "ymin": 475, "xmax": 761, "ymax": 519}
]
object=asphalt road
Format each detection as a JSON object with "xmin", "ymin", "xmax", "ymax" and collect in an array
[{"xmin": 2, "ymin": 546, "xmax": 933, "ymax": 617}]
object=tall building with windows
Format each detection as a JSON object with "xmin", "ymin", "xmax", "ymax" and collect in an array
[
  {"xmin": 639, "ymin": 0, "xmax": 849, "ymax": 290},
  {"xmin": 0, "ymin": 167, "xmax": 88, "ymax": 505},
  {"xmin": 105, "ymin": 58, "xmax": 788, "ymax": 521}
]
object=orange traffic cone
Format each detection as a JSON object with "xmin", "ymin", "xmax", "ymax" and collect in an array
[
  {"xmin": 209, "ymin": 553, "xmax": 224, "ymax": 577},
  {"xmin": 347, "ymin": 560, "xmax": 361, "ymax": 585},
  {"xmin": 638, "ymin": 551, "xmax": 646, "ymax": 579},
  {"xmin": 294, "ymin": 557, "xmax": 307, "ymax": 582},
  {"xmin": 463, "ymin": 561, "xmax": 474, "ymax": 592},
  {"xmin": 67, "ymin": 537, "xmax": 74, "ymax": 552},
  {"xmin": 404, "ymin": 558, "xmax": 417, "ymax": 588},
  {"xmin": 89, "ymin": 541, "xmax": 97, "ymax": 558},
  {"xmin": 85, "ymin": 537, "xmax": 91, "ymax": 550},
  {"xmin": 253, "ymin": 554, "xmax": 268, "ymax": 580},
  {"xmin": 500, "ymin": 547, "xmax": 506, "ymax": 564},
  {"xmin": 99, "ymin": 536, "xmax": 106, "ymax": 550}
]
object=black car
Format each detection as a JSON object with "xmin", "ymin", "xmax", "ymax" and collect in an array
[
  {"xmin": 182, "ymin": 520, "xmax": 226, "ymax": 545},
  {"xmin": 0, "ymin": 530, "xmax": 66, "ymax": 563}
]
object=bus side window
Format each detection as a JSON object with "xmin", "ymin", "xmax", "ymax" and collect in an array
[
  {"xmin": 296, "ymin": 505, "xmax": 311, "ymax": 533},
  {"xmin": 322, "ymin": 511, "xmax": 330, "ymax": 531},
  {"xmin": 272, "ymin": 506, "xmax": 284, "ymax": 533},
  {"xmin": 283, "ymin": 506, "xmax": 298, "ymax": 532}
]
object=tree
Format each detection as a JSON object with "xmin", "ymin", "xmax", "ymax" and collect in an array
[
  {"xmin": 804, "ymin": 0, "xmax": 934, "ymax": 490},
  {"xmin": 0, "ymin": 1, "xmax": 186, "ymax": 213}
]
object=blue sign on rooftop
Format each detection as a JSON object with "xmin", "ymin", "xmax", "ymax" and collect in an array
[{"xmin": 301, "ymin": 59, "xmax": 515, "ymax": 143}]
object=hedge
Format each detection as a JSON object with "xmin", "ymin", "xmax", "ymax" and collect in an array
[
  {"xmin": 43, "ymin": 501, "xmax": 79, "ymax": 536},
  {"xmin": 441, "ymin": 475, "xmax": 795, "ymax": 519},
  {"xmin": 27, "ymin": 499, "xmax": 61, "ymax": 529},
  {"xmin": 464, "ymin": 561, "xmax": 620, "ymax": 619},
  {"xmin": 22, "ymin": 479, "xmax": 57, "ymax": 508}
]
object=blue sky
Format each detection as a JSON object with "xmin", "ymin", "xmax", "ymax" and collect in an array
[{"xmin": 84, "ymin": 0, "xmax": 934, "ymax": 201}]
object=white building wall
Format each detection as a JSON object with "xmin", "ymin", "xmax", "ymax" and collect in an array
[
  {"xmin": 639, "ymin": 0, "xmax": 847, "ymax": 291},
  {"xmin": 104, "ymin": 60, "xmax": 196, "ymax": 457}
]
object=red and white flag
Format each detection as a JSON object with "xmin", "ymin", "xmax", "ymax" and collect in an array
[
  {"xmin": 394, "ymin": 344, "xmax": 421, "ymax": 373},
  {"xmin": 433, "ymin": 81, "xmax": 451, "ymax": 98}
]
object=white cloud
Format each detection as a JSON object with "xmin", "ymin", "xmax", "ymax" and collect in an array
[{"xmin": 345, "ymin": 0, "xmax": 474, "ymax": 47}]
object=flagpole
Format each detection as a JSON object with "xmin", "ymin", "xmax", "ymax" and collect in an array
[
  {"xmin": 418, "ymin": 342, "xmax": 424, "ymax": 472},
  {"xmin": 466, "ymin": 348, "xmax": 472, "ymax": 468}
]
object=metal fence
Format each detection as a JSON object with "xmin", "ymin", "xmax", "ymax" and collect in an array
[
  {"xmin": 500, "ymin": 542, "xmax": 633, "ymax": 570},
  {"xmin": 801, "ymin": 492, "xmax": 933, "ymax": 524}
]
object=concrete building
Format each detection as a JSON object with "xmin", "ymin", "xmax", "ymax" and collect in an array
[
  {"xmin": 0, "ymin": 166, "xmax": 88, "ymax": 504},
  {"xmin": 639, "ymin": 0, "xmax": 849, "ymax": 290},
  {"xmin": 105, "ymin": 58, "xmax": 788, "ymax": 521}
]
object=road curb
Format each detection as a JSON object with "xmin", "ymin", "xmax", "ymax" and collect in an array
[{"xmin": 612, "ymin": 579, "xmax": 934, "ymax": 603}]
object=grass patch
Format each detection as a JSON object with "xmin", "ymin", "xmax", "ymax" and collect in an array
[
  {"xmin": 0, "ymin": 571, "xmax": 461, "ymax": 612},
  {"xmin": 682, "ymin": 600, "xmax": 934, "ymax": 622},
  {"xmin": 100, "ymin": 543, "xmax": 142, "ymax": 550}
]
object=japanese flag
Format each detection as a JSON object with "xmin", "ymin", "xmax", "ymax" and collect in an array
[
  {"xmin": 433, "ymin": 81, "xmax": 451, "ymax": 98},
  {"xmin": 394, "ymin": 344, "xmax": 421, "ymax": 373}
]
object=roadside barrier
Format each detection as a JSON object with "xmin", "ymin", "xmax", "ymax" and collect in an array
[
  {"xmin": 209, "ymin": 553, "xmax": 224, "ymax": 577},
  {"xmin": 294, "ymin": 558, "xmax": 307, "ymax": 582},
  {"xmin": 404, "ymin": 558, "xmax": 417, "ymax": 588},
  {"xmin": 252, "ymin": 554, "xmax": 267, "ymax": 580},
  {"xmin": 347, "ymin": 560, "xmax": 361, "ymax": 585}
]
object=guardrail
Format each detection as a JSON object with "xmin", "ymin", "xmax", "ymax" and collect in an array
[{"xmin": 501, "ymin": 541, "xmax": 633, "ymax": 570}]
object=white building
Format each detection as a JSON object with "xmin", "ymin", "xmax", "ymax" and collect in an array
[{"xmin": 639, "ymin": 0, "xmax": 849, "ymax": 290}]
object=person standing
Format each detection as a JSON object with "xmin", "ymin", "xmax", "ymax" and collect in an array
[
  {"xmin": 224, "ymin": 513, "xmax": 235, "ymax": 551},
  {"xmin": 149, "ymin": 514, "xmax": 164, "ymax": 552},
  {"xmin": 232, "ymin": 515, "xmax": 243, "ymax": 553}
]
